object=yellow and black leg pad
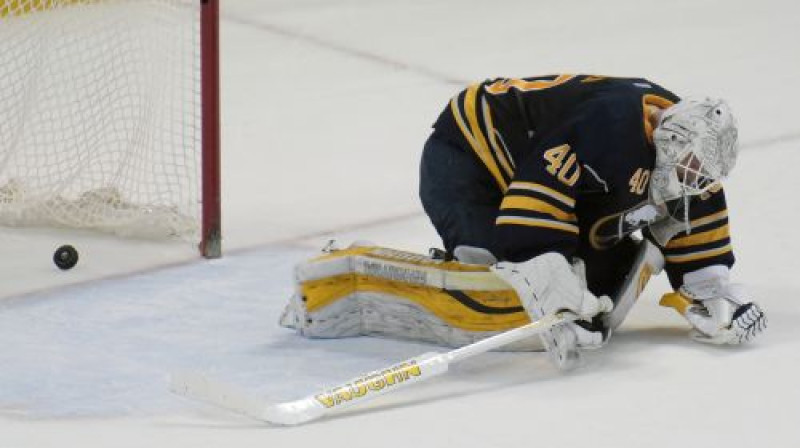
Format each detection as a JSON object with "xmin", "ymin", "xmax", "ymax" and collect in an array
[{"xmin": 279, "ymin": 245, "xmax": 544, "ymax": 351}]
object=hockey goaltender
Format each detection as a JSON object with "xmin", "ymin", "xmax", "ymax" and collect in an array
[{"xmin": 280, "ymin": 74, "xmax": 766, "ymax": 370}]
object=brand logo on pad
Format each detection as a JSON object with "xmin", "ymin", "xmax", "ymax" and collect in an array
[{"xmin": 362, "ymin": 261, "xmax": 428, "ymax": 285}]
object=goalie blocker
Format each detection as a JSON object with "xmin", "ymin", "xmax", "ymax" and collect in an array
[{"xmin": 280, "ymin": 240, "xmax": 664, "ymax": 351}]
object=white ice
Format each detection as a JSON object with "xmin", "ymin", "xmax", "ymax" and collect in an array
[{"xmin": 2, "ymin": 0, "xmax": 799, "ymax": 447}]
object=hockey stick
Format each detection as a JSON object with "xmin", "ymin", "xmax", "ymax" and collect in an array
[{"xmin": 170, "ymin": 310, "xmax": 580, "ymax": 426}]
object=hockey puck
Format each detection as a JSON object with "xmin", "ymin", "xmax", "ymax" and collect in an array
[{"xmin": 54, "ymin": 245, "xmax": 79, "ymax": 270}]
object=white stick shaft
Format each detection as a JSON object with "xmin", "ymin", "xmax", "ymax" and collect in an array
[
  {"xmin": 287, "ymin": 352, "xmax": 450, "ymax": 423},
  {"xmin": 446, "ymin": 311, "xmax": 576, "ymax": 363}
]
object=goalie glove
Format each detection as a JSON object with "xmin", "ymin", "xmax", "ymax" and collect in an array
[
  {"xmin": 677, "ymin": 266, "xmax": 767, "ymax": 345},
  {"xmin": 492, "ymin": 253, "xmax": 613, "ymax": 370}
]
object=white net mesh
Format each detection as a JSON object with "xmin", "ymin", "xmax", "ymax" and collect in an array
[{"xmin": 0, "ymin": 0, "xmax": 202, "ymax": 240}]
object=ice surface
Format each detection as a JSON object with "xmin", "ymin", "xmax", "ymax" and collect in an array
[{"xmin": 2, "ymin": 0, "xmax": 800, "ymax": 447}]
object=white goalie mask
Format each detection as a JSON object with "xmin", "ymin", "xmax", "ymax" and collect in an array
[{"xmin": 650, "ymin": 97, "xmax": 739, "ymax": 205}]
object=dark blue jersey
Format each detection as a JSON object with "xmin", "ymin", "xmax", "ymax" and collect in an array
[{"xmin": 431, "ymin": 74, "xmax": 734, "ymax": 288}]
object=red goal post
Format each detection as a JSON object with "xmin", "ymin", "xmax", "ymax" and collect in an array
[
  {"xmin": 0, "ymin": 0, "xmax": 222, "ymax": 258},
  {"xmin": 200, "ymin": 0, "xmax": 221, "ymax": 258}
]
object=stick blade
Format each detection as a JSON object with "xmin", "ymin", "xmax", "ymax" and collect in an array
[{"xmin": 169, "ymin": 371, "xmax": 324, "ymax": 426}]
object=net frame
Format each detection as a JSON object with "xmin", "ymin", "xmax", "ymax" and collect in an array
[{"xmin": 0, "ymin": 0, "xmax": 221, "ymax": 258}]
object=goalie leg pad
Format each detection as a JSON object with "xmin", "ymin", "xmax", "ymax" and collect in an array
[{"xmin": 279, "ymin": 245, "xmax": 545, "ymax": 351}]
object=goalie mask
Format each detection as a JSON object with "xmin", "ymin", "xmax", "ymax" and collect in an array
[{"xmin": 650, "ymin": 97, "xmax": 739, "ymax": 205}]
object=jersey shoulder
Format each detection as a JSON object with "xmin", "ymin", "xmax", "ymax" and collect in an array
[
  {"xmin": 567, "ymin": 91, "xmax": 658, "ymax": 189},
  {"xmin": 590, "ymin": 76, "xmax": 681, "ymax": 102},
  {"xmin": 568, "ymin": 92, "xmax": 646, "ymax": 151}
]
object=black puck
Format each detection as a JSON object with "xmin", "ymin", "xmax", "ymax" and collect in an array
[{"xmin": 54, "ymin": 245, "xmax": 79, "ymax": 270}]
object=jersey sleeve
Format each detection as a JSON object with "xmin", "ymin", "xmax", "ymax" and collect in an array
[
  {"xmin": 494, "ymin": 130, "xmax": 581, "ymax": 263},
  {"xmin": 647, "ymin": 186, "xmax": 735, "ymax": 289}
]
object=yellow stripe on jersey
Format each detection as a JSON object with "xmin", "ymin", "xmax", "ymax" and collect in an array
[
  {"xmin": 508, "ymin": 181, "xmax": 576, "ymax": 208},
  {"xmin": 464, "ymin": 84, "xmax": 508, "ymax": 190},
  {"xmin": 482, "ymin": 97, "xmax": 515, "ymax": 179},
  {"xmin": 500, "ymin": 195, "xmax": 577, "ymax": 222},
  {"xmin": 449, "ymin": 96, "xmax": 482, "ymax": 154},
  {"xmin": 666, "ymin": 224, "xmax": 730, "ymax": 249},
  {"xmin": 496, "ymin": 216, "xmax": 580, "ymax": 234},
  {"xmin": 450, "ymin": 85, "xmax": 508, "ymax": 191},
  {"xmin": 484, "ymin": 74, "xmax": 576, "ymax": 95},
  {"xmin": 642, "ymin": 94, "xmax": 675, "ymax": 145},
  {"xmin": 689, "ymin": 210, "xmax": 728, "ymax": 229},
  {"xmin": 581, "ymin": 75, "xmax": 608, "ymax": 83},
  {"xmin": 664, "ymin": 244, "xmax": 732, "ymax": 264}
]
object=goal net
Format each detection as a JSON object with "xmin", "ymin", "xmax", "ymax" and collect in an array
[{"xmin": 0, "ymin": 0, "xmax": 221, "ymax": 257}]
